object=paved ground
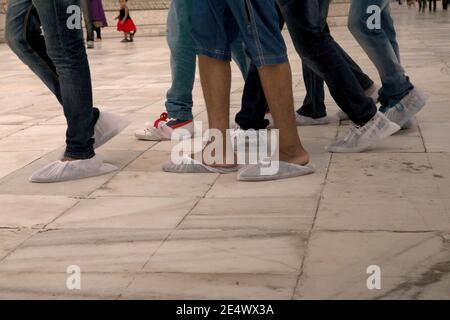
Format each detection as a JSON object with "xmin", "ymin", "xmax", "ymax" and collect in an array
[{"xmin": 0, "ymin": 5, "xmax": 449, "ymax": 299}]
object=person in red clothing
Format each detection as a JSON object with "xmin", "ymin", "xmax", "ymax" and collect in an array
[{"xmin": 116, "ymin": 0, "xmax": 137, "ymax": 42}]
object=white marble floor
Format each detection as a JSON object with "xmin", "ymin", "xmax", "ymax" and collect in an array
[{"xmin": 0, "ymin": 5, "xmax": 449, "ymax": 299}]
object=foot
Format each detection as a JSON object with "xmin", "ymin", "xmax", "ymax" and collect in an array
[
  {"xmin": 87, "ymin": 41, "xmax": 94, "ymax": 49},
  {"xmin": 336, "ymin": 84, "xmax": 380, "ymax": 121},
  {"xmin": 30, "ymin": 155, "xmax": 118, "ymax": 183},
  {"xmin": 326, "ymin": 111, "xmax": 401, "ymax": 153},
  {"xmin": 135, "ymin": 112, "xmax": 194, "ymax": 141},
  {"xmin": 383, "ymin": 88, "xmax": 428, "ymax": 127},
  {"xmin": 295, "ymin": 114, "xmax": 329, "ymax": 126},
  {"xmin": 237, "ymin": 158, "xmax": 315, "ymax": 182},
  {"xmin": 94, "ymin": 112, "xmax": 131, "ymax": 149}
]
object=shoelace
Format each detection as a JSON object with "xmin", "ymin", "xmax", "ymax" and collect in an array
[
  {"xmin": 154, "ymin": 112, "xmax": 169, "ymax": 128},
  {"xmin": 143, "ymin": 112, "xmax": 169, "ymax": 133}
]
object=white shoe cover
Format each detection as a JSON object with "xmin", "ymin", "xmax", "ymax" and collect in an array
[
  {"xmin": 30, "ymin": 155, "xmax": 118, "ymax": 183},
  {"xmin": 238, "ymin": 160, "xmax": 315, "ymax": 182},
  {"xmin": 162, "ymin": 155, "xmax": 239, "ymax": 174},
  {"xmin": 94, "ymin": 112, "xmax": 130, "ymax": 149}
]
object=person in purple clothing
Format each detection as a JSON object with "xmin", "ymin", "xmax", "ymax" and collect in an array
[{"xmin": 90, "ymin": 0, "xmax": 108, "ymax": 40}]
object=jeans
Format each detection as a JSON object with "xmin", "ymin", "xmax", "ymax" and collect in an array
[
  {"xmin": 236, "ymin": 0, "xmax": 374, "ymax": 128},
  {"xmin": 5, "ymin": 0, "xmax": 99, "ymax": 159},
  {"xmin": 276, "ymin": 0, "xmax": 376, "ymax": 125},
  {"xmin": 190, "ymin": 0, "xmax": 288, "ymax": 67},
  {"xmin": 235, "ymin": 3, "xmax": 285, "ymax": 130},
  {"xmin": 165, "ymin": 0, "xmax": 248, "ymax": 121},
  {"xmin": 81, "ymin": 0, "xmax": 94, "ymax": 42},
  {"xmin": 348, "ymin": 0, "xmax": 414, "ymax": 109}
]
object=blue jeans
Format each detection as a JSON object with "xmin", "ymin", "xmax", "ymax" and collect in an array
[
  {"xmin": 5, "ymin": 0, "xmax": 99, "ymax": 159},
  {"xmin": 235, "ymin": 0, "xmax": 374, "ymax": 128},
  {"xmin": 277, "ymin": 0, "xmax": 377, "ymax": 125},
  {"xmin": 348, "ymin": 0, "xmax": 414, "ymax": 109},
  {"xmin": 190, "ymin": 0, "xmax": 288, "ymax": 68},
  {"xmin": 166, "ymin": 0, "xmax": 248, "ymax": 121}
]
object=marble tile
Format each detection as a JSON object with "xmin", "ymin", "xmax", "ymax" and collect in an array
[
  {"xmin": 49, "ymin": 196, "xmax": 197, "ymax": 230},
  {"xmin": 0, "ymin": 195, "xmax": 78, "ymax": 229},
  {"xmin": 12, "ymin": 125, "xmax": 67, "ymax": 137},
  {"xmin": 315, "ymin": 196, "xmax": 450, "ymax": 232},
  {"xmin": 121, "ymin": 273, "xmax": 296, "ymax": 300},
  {"xmin": 0, "ymin": 151, "xmax": 46, "ymax": 179},
  {"xmin": 145, "ymin": 230, "xmax": 307, "ymax": 274},
  {"xmin": 0, "ymin": 229, "xmax": 169, "ymax": 273},
  {"xmin": 123, "ymin": 150, "xmax": 171, "ymax": 172},
  {"xmin": 323, "ymin": 153, "xmax": 439, "ymax": 199},
  {"xmin": 0, "ymin": 125, "xmax": 25, "ymax": 138},
  {"xmin": 420, "ymin": 123, "xmax": 450, "ymax": 152},
  {"xmin": 295, "ymin": 231, "xmax": 450, "ymax": 300},
  {"xmin": 0, "ymin": 272, "xmax": 132, "ymax": 300},
  {"xmin": 0, "ymin": 135, "xmax": 65, "ymax": 152},
  {"xmin": 180, "ymin": 197, "xmax": 317, "ymax": 232},
  {"xmin": 92, "ymin": 171, "xmax": 218, "ymax": 198},
  {"xmin": 0, "ymin": 229, "xmax": 35, "ymax": 262}
]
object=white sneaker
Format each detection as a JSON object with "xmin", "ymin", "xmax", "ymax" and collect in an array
[
  {"xmin": 326, "ymin": 111, "xmax": 400, "ymax": 153},
  {"xmin": 135, "ymin": 112, "xmax": 194, "ymax": 141},
  {"xmin": 296, "ymin": 114, "xmax": 329, "ymax": 126},
  {"xmin": 384, "ymin": 88, "xmax": 428, "ymax": 127},
  {"xmin": 94, "ymin": 112, "xmax": 130, "ymax": 149},
  {"xmin": 87, "ymin": 41, "xmax": 94, "ymax": 49},
  {"xmin": 336, "ymin": 84, "xmax": 380, "ymax": 121}
]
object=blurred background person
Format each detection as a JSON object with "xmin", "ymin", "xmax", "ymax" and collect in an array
[{"xmin": 91, "ymin": 0, "xmax": 108, "ymax": 41}]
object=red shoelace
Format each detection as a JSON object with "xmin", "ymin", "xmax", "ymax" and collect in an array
[{"xmin": 153, "ymin": 112, "xmax": 168, "ymax": 128}]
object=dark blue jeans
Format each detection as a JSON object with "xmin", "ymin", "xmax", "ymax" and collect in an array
[
  {"xmin": 236, "ymin": 0, "xmax": 375, "ymax": 128},
  {"xmin": 277, "ymin": 0, "xmax": 377, "ymax": 125},
  {"xmin": 5, "ymin": 0, "xmax": 99, "ymax": 159}
]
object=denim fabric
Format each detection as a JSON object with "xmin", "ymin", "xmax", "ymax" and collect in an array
[
  {"xmin": 236, "ymin": 0, "xmax": 375, "ymax": 128},
  {"xmin": 81, "ymin": 0, "xmax": 95, "ymax": 42},
  {"xmin": 190, "ymin": 0, "xmax": 288, "ymax": 68},
  {"xmin": 277, "ymin": 0, "xmax": 377, "ymax": 125},
  {"xmin": 165, "ymin": 0, "xmax": 248, "ymax": 121},
  {"xmin": 5, "ymin": 0, "xmax": 99, "ymax": 159},
  {"xmin": 348, "ymin": 0, "xmax": 414, "ymax": 109}
]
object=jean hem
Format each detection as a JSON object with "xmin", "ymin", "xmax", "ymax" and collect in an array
[
  {"xmin": 64, "ymin": 150, "xmax": 95, "ymax": 160},
  {"xmin": 167, "ymin": 111, "xmax": 194, "ymax": 121}
]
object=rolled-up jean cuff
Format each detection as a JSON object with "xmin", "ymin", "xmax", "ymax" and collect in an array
[
  {"xmin": 252, "ymin": 54, "xmax": 289, "ymax": 67},
  {"xmin": 64, "ymin": 149, "xmax": 95, "ymax": 160},
  {"xmin": 167, "ymin": 111, "xmax": 194, "ymax": 121},
  {"xmin": 196, "ymin": 47, "xmax": 288, "ymax": 68},
  {"xmin": 195, "ymin": 47, "xmax": 232, "ymax": 62}
]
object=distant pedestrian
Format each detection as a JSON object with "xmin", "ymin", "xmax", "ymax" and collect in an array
[
  {"xmin": 91, "ymin": 0, "xmax": 108, "ymax": 40},
  {"xmin": 418, "ymin": 0, "xmax": 427, "ymax": 12},
  {"xmin": 116, "ymin": 0, "xmax": 137, "ymax": 42},
  {"xmin": 407, "ymin": 0, "xmax": 415, "ymax": 9},
  {"xmin": 428, "ymin": 0, "xmax": 437, "ymax": 11}
]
